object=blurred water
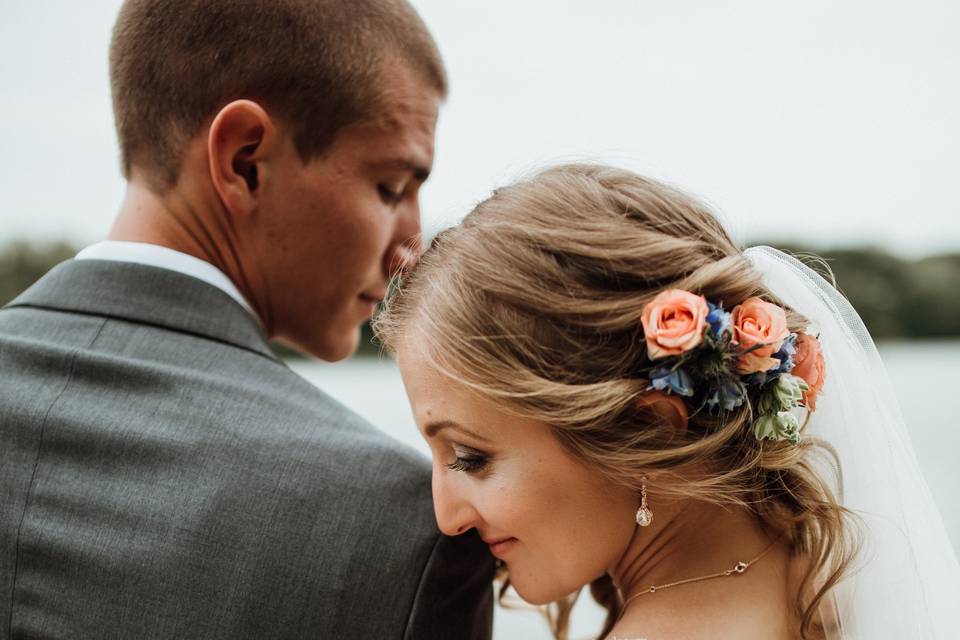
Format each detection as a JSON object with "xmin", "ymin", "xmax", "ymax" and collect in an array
[{"xmin": 289, "ymin": 341, "xmax": 960, "ymax": 640}]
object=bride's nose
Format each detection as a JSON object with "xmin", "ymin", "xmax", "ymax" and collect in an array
[{"xmin": 432, "ymin": 471, "xmax": 481, "ymax": 536}]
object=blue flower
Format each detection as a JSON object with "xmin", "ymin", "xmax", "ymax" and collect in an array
[
  {"xmin": 771, "ymin": 333, "xmax": 798, "ymax": 373},
  {"xmin": 704, "ymin": 377, "xmax": 748, "ymax": 412},
  {"xmin": 706, "ymin": 302, "xmax": 732, "ymax": 339},
  {"xmin": 747, "ymin": 333, "xmax": 798, "ymax": 386},
  {"xmin": 648, "ymin": 366, "xmax": 695, "ymax": 397}
]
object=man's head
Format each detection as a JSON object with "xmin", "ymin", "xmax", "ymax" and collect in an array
[{"xmin": 109, "ymin": 0, "xmax": 446, "ymax": 361}]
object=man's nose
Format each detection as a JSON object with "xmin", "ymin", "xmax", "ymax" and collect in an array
[
  {"xmin": 385, "ymin": 201, "xmax": 423, "ymax": 279},
  {"xmin": 386, "ymin": 240, "xmax": 421, "ymax": 280},
  {"xmin": 432, "ymin": 471, "xmax": 479, "ymax": 537}
]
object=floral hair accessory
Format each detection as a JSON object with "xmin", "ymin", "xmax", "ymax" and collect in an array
[
  {"xmin": 791, "ymin": 333, "xmax": 826, "ymax": 410},
  {"xmin": 731, "ymin": 297, "xmax": 791, "ymax": 374},
  {"xmin": 640, "ymin": 289, "xmax": 709, "ymax": 359},
  {"xmin": 637, "ymin": 289, "xmax": 825, "ymax": 444}
]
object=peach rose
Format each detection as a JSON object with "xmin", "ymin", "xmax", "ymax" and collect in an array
[
  {"xmin": 792, "ymin": 333, "xmax": 826, "ymax": 410},
  {"xmin": 731, "ymin": 297, "xmax": 790, "ymax": 374},
  {"xmin": 640, "ymin": 289, "xmax": 709, "ymax": 359}
]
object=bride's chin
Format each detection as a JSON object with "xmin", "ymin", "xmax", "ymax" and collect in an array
[{"xmin": 509, "ymin": 578, "xmax": 576, "ymax": 606}]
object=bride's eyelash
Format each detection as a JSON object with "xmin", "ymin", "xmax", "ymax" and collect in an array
[{"xmin": 446, "ymin": 455, "xmax": 488, "ymax": 474}]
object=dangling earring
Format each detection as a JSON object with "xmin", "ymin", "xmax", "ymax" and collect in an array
[{"xmin": 635, "ymin": 476, "xmax": 653, "ymax": 527}]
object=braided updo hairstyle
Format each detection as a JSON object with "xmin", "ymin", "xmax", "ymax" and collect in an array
[{"xmin": 374, "ymin": 164, "xmax": 857, "ymax": 640}]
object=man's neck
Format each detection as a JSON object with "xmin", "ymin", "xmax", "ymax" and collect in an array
[
  {"xmin": 110, "ymin": 181, "xmax": 214, "ymax": 263},
  {"xmin": 108, "ymin": 180, "xmax": 271, "ymax": 332}
]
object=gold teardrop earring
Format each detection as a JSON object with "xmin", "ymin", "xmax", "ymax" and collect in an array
[{"xmin": 635, "ymin": 476, "xmax": 653, "ymax": 527}]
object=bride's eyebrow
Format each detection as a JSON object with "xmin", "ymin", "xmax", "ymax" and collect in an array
[{"xmin": 424, "ymin": 419, "xmax": 491, "ymax": 443}]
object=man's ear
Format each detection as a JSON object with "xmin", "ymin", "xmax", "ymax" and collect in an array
[
  {"xmin": 635, "ymin": 391, "xmax": 689, "ymax": 431},
  {"xmin": 207, "ymin": 100, "xmax": 276, "ymax": 217}
]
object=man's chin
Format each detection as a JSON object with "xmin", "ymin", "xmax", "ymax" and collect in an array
[
  {"xmin": 312, "ymin": 327, "xmax": 361, "ymax": 363},
  {"xmin": 270, "ymin": 326, "xmax": 359, "ymax": 362}
]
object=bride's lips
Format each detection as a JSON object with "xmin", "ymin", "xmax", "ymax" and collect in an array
[{"xmin": 483, "ymin": 537, "xmax": 518, "ymax": 557}]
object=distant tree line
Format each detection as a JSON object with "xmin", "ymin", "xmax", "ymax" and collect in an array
[
  {"xmin": 753, "ymin": 242, "xmax": 960, "ymax": 340},
  {"xmin": 1, "ymin": 240, "xmax": 958, "ymax": 358},
  {"xmin": 0, "ymin": 241, "xmax": 77, "ymax": 307}
]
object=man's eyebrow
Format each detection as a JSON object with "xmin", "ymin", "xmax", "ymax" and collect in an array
[
  {"xmin": 373, "ymin": 158, "xmax": 431, "ymax": 182},
  {"xmin": 423, "ymin": 419, "xmax": 490, "ymax": 443}
]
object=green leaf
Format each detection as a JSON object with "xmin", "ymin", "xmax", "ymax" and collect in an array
[
  {"xmin": 758, "ymin": 373, "xmax": 809, "ymax": 415},
  {"xmin": 752, "ymin": 411, "xmax": 801, "ymax": 444}
]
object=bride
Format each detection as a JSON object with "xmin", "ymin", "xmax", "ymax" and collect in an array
[{"xmin": 373, "ymin": 164, "xmax": 960, "ymax": 639}]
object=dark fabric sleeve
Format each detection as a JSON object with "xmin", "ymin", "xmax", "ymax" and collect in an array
[{"xmin": 403, "ymin": 529, "xmax": 497, "ymax": 640}]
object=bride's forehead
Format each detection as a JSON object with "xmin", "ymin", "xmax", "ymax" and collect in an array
[{"xmin": 395, "ymin": 341, "xmax": 563, "ymax": 448}]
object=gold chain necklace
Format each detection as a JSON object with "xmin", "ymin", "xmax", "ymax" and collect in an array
[{"xmin": 618, "ymin": 538, "xmax": 780, "ymax": 620}]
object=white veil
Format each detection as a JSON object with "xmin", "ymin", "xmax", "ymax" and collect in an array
[{"xmin": 745, "ymin": 246, "xmax": 960, "ymax": 639}]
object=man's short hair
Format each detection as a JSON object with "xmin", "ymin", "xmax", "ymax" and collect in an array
[{"xmin": 110, "ymin": 0, "xmax": 447, "ymax": 191}]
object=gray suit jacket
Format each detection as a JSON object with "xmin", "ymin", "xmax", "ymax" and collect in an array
[{"xmin": 0, "ymin": 259, "xmax": 495, "ymax": 639}]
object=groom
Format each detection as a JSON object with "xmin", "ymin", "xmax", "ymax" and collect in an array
[{"xmin": 0, "ymin": 1, "xmax": 494, "ymax": 638}]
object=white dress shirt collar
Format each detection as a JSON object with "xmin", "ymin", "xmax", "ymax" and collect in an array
[{"xmin": 75, "ymin": 241, "xmax": 257, "ymax": 318}]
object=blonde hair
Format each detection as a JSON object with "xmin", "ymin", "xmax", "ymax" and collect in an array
[{"xmin": 374, "ymin": 164, "xmax": 857, "ymax": 639}]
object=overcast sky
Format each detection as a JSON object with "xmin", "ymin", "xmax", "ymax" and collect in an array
[{"xmin": 1, "ymin": 0, "xmax": 957, "ymax": 256}]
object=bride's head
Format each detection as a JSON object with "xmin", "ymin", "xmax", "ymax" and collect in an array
[{"xmin": 375, "ymin": 164, "xmax": 854, "ymax": 639}]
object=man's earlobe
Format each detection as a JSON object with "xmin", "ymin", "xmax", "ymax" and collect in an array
[{"xmin": 208, "ymin": 100, "xmax": 275, "ymax": 217}]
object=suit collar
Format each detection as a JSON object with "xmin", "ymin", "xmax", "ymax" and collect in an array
[
  {"xmin": 5, "ymin": 259, "xmax": 277, "ymax": 360},
  {"xmin": 75, "ymin": 240, "xmax": 256, "ymax": 316}
]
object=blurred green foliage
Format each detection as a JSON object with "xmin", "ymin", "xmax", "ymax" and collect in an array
[
  {"xmin": 0, "ymin": 241, "xmax": 77, "ymax": 306},
  {"xmin": 2, "ymin": 241, "xmax": 958, "ymax": 357},
  {"xmin": 758, "ymin": 242, "xmax": 960, "ymax": 340}
]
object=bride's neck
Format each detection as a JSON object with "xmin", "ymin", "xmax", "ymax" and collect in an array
[{"xmin": 609, "ymin": 498, "xmax": 773, "ymax": 601}]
